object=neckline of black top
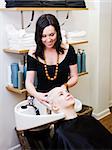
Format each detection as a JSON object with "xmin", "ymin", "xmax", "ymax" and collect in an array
[{"xmin": 28, "ymin": 48, "xmax": 70, "ymax": 66}]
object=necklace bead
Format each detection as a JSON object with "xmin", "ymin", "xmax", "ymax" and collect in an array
[{"xmin": 44, "ymin": 52, "xmax": 59, "ymax": 81}]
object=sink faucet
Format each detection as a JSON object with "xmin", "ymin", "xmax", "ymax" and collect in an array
[
  {"xmin": 27, "ymin": 96, "xmax": 40, "ymax": 115},
  {"xmin": 27, "ymin": 96, "xmax": 34, "ymax": 105}
]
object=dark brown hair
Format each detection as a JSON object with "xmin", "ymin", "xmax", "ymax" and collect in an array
[{"xmin": 34, "ymin": 14, "xmax": 64, "ymax": 59}]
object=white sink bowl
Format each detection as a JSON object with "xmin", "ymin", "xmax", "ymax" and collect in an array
[
  {"xmin": 14, "ymin": 98, "xmax": 82, "ymax": 131},
  {"xmin": 15, "ymin": 99, "xmax": 65, "ymax": 131},
  {"xmin": 74, "ymin": 98, "xmax": 82, "ymax": 112}
]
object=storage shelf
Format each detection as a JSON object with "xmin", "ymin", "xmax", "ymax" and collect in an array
[
  {"xmin": 6, "ymin": 85, "xmax": 27, "ymax": 94},
  {"xmin": 3, "ymin": 48, "xmax": 29, "ymax": 54},
  {"xmin": 0, "ymin": 7, "xmax": 88, "ymax": 11},
  {"xmin": 78, "ymin": 72, "xmax": 88, "ymax": 77},
  {"xmin": 69, "ymin": 40, "xmax": 88, "ymax": 45},
  {"xmin": 5, "ymin": 72, "xmax": 88, "ymax": 94},
  {"xmin": 3, "ymin": 40, "xmax": 88, "ymax": 54}
]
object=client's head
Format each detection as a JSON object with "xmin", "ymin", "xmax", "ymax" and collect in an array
[{"xmin": 48, "ymin": 87, "xmax": 75, "ymax": 114}]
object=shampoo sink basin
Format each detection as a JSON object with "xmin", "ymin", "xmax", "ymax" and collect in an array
[
  {"xmin": 15, "ymin": 99, "xmax": 65, "ymax": 131},
  {"xmin": 15, "ymin": 97, "xmax": 82, "ymax": 131}
]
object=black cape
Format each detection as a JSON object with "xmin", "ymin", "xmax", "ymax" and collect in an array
[{"xmin": 51, "ymin": 115, "xmax": 112, "ymax": 150}]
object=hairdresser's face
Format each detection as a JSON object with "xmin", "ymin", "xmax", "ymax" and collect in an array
[
  {"xmin": 49, "ymin": 87, "xmax": 75, "ymax": 109},
  {"xmin": 42, "ymin": 25, "xmax": 57, "ymax": 49}
]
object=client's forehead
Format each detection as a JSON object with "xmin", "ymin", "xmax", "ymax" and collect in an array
[
  {"xmin": 49, "ymin": 87, "xmax": 63, "ymax": 96},
  {"xmin": 48, "ymin": 87, "xmax": 64, "ymax": 102}
]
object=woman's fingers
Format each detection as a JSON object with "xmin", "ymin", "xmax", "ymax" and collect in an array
[{"xmin": 42, "ymin": 101, "xmax": 51, "ymax": 109}]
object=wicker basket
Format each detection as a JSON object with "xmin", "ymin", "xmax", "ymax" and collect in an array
[{"xmin": 77, "ymin": 104, "xmax": 93, "ymax": 116}]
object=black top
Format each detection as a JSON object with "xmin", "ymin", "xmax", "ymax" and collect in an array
[
  {"xmin": 27, "ymin": 45, "xmax": 77, "ymax": 92},
  {"xmin": 51, "ymin": 116, "xmax": 112, "ymax": 150}
]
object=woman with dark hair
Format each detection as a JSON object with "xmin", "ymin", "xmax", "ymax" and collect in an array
[
  {"xmin": 25, "ymin": 14, "xmax": 78, "ymax": 149},
  {"xmin": 26, "ymin": 14, "xmax": 78, "ymax": 106}
]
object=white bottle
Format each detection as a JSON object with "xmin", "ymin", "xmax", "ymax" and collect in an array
[
  {"xmin": 8, "ymin": 65, "xmax": 13, "ymax": 86},
  {"xmin": 18, "ymin": 71, "xmax": 24, "ymax": 90}
]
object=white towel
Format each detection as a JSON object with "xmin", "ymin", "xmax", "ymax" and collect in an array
[
  {"xmin": 0, "ymin": 0, "xmax": 6, "ymax": 8},
  {"xmin": 6, "ymin": 24, "xmax": 36, "ymax": 50},
  {"xmin": 9, "ymin": 39, "xmax": 35, "ymax": 44},
  {"xmin": 67, "ymin": 31, "xmax": 87, "ymax": 38}
]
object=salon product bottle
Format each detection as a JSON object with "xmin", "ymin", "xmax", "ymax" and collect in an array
[
  {"xmin": 11, "ymin": 63, "xmax": 19, "ymax": 88},
  {"xmin": 18, "ymin": 71, "xmax": 24, "ymax": 90},
  {"xmin": 23, "ymin": 63, "xmax": 27, "ymax": 81},
  {"xmin": 77, "ymin": 49, "xmax": 82, "ymax": 73},
  {"xmin": 8, "ymin": 65, "xmax": 12, "ymax": 86},
  {"xmin": 81, "ymin": 50, "xmax": 86, "ymax": 72},
  {"xmin": 19, "ymin": 61, "xmax": 24, "ymax": 72}
]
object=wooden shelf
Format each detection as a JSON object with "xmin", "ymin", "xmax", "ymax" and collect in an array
[
  {"xmin": 6, "ymin": 72, "xmax": 88, "ymax": 94},
  {"xmin": 3, "ymin": 40, "xmax": 88, "ymax": 54},
  {"xmin": 3, "ymin": 48, "xmax": 29, "ymax": 54},
  {"xmin": 78, "ymin": 72, "xmax": 88, "ymax": 77},
  {"xmin": 6, "ymin": 85, "xmax": 27, "ymax": 94},
  {"xmin": 69, "ymin": 40, "xmax": 88, "ymax": 45},
  {"xmin": 0, "ymin": 7, "xmax": 88, "ymax": 11}
]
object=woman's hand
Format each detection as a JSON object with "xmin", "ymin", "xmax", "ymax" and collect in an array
[
  {"xmin": 61, "ymin": 84, "xmax": 67, "ymax": 90},
  {"xmin": 36, "ymin": 92, "xmax": 50, "ymax": 107},
  {"xmin": 61, "ymin": 83, "xmax": 69, "ymax": 91}
]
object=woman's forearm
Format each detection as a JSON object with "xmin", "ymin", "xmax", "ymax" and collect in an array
[
  {"xmin": 25, "ymin": 80, "xmax": 49, "ymax": 105},
  {"xmin": 67, "ymin": 76, "xmax": 78, "ymax": 88},
  {"xmin": 25, "ymin": 71, "xmax": 39, "ymax": 99},
  {"xmin": 66, "ymin": 64, "xmax": 78, "ymax": 88},
  {"xmin": 61, "ymin": 76, "xmax": 78, "ymax": 90},
  {"xmin": 25, "ymin": 81, "xmax": 39, "ymax": 98}
]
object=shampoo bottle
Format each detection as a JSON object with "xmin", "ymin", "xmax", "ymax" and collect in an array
[
  {"xmin": 77, "ymin": 49, "xmax": 82, "ymax": 73},
  {"xmin": 18, "ymin": 71, "xmax": 24, "ymax": 90},
  {"xmin": 11, "ymin": 63, "xmax": 19, "ymax": 88},
  {"xmin": 81, "ymin": 49, "xmax": 86, "ymax": 72}
]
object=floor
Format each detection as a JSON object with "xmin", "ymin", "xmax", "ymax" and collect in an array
[{"xmin": 99, "ymin": 112, "xmax": 112, "ymax": 134}]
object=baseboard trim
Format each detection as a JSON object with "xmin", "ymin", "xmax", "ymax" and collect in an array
[
  {"xmin": 109, "ymin": 100, "xmax": 112, "ymax": 107},
  {"xmin": 8, "ymin": 144, "xmax": 21, "ymax": 150},
  {"xmin": 92, "ymin": 108, "xmax": 110, "ymax": 120}
]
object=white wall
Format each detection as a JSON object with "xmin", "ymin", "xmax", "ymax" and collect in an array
[
  {"xmin": 0, "ymin": 0, "xmax": 112, "ymax": 149},
  {"xmin": 69, "ymin": 10, "xmax": 90, "ymax": 104},
  {"xmin": 110, "ymin": 4, "xmax": 112, "ymax": 106},
  {"xmin": 98, "ymin": 0, "xmax": 112, "ymax": 113},
  {"xmin": 71, "ymin": 0, "xmax": 112, "ymax": 117},
  {"xmin": 88, "ymin": 0, "xmax": 112, "ymax": 117},
  {"xmin": 0, "ymin": 11, "xmax": 27, "ymax": 150},
  {"xmin": 110, "ymin": 0, "xmax": 112, "ymax": 105}
]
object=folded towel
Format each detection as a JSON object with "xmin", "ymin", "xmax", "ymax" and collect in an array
[
  {"xmin": 0, "ymin": 0, "xmax": 6, "ymax": 8},
  {"xmin": 6, "ymin": 24, "xmax": 35, "ymax": 39},
  {"xmin": 9, "ymin": 39, "xmax": 35, "ymax": 44},
  {"xmin": 8, "ymin": 44, "xmax": 35, "ymax": 50},
  {"xmin": 67, "ymin": 31, "xmax": 87, "ymax": 38},
  {"xmin": 6, "ymin": 24, "xmax": 36, "ymax": 50}
]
